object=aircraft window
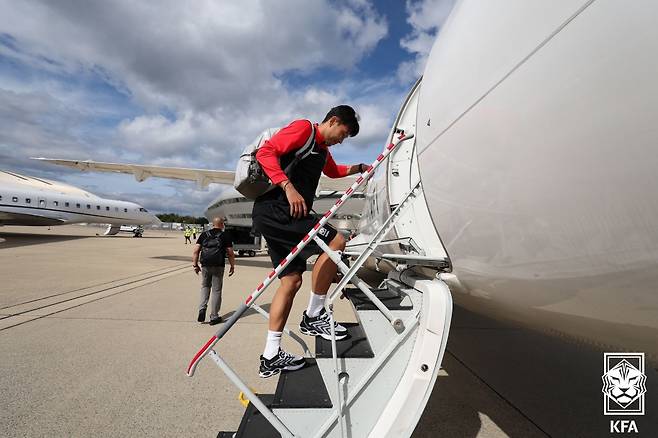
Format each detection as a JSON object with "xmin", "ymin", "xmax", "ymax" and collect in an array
[
  {"xmin": 76, "ymin": 203, "xmax": 81, "ymax": 208},
  {"xmin": 139, "ymin": 207, "xmax": 148, "ymax": 212},
  {"xmin": 12, "ymin": 196, "xmax": 18, "ymax": 202},
  {"xmin": 39, "ymin": 200, "xmax": 46, "ymax": 207},
  {"xmin": 26, "ymin": 198, "xmax": 31, "ymax": 204},
  {"xmin": 87, "ymin": 204, "xmax": 91, "ymax": 209},
  {"xmin": 106, "ymin": 206, "xmax": 110, "ymax": 211},
  {"xmin": 124, "ymin": 208, "xmax": 128, "ymax": 213},
  {"xmin": 96, "ymin": 205, "xmax": 101, "ymax": 210},
  {"xmin": 53, "ymin": 201, "xmax": 59, "ymax": 206},
  {"xmin": 65, "ymin": 202, "xmax": 70, "ymax": 207},
  {"xmin": 0, "ymin": 195, "xmax": 2, "ymax": 201}
]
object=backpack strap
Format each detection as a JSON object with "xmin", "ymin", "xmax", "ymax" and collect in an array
[
  {"xmin": 201, "ymin": 229, "xmax": 222, "ymax": 247},
  {"xmin": 283, "ymin": 120, "xmax": 316, "ymax": 174}
]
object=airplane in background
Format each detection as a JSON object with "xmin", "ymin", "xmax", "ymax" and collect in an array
[
  {"xmin": 0, "ymin": 170, "xmax": 160, "ymax": 235},
  {"xmin": 31, "ymin": 158, "xmax": 363, "ymax": 247}
]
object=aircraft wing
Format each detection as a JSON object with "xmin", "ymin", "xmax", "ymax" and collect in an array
[
  {"xmin": 32, "ymin": 158, "xmax": 234, "ymax": 188},
  {"xmin": 32, "ymin": 157, "xmax": 358, "ymax": 191},
  {"xmin": 319, "ymin": 174, "xmax": 357, "ymax": 192}
]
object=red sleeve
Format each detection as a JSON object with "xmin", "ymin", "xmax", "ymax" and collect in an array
[
  {"xmin": 255, "ymin": 120, "xmax": 312, "ymax": 185},
  {"xmin": 323, "ymin": 150, "xmax": 350, "ymax": 178}
]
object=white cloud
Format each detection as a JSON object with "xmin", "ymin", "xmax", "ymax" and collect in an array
[
  {"xmin": 398, "ymin": 0, "xmax": 456, "ymax": 83},
  {"xmin": 0, "ymin": 0, "xmax": 388, "ymax": 112},
  {"xmin": 0, "ymin": 0, "xmax": 422, "ymax": 214}
]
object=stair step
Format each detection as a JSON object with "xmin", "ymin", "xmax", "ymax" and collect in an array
[
  {"xmin": 344, "ymin": 287, "xmax": 412, "ymax": 311},
  {"xmin": 217, "ymin": 433, "xmax": 236, "ymax": 438},
  {"xmin": 234, "ymin": 395, "xmax": 280, "ymax": 438},
  {"xmin": 315, "ymin": 322, "xmax": 374, "ymax": 358},
  {"xmin": 273, "ymin": 358, "xmax": 332, "ymax": 408}
]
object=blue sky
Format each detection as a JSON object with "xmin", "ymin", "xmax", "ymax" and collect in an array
[{"xmin": 0, "ymin": 0, "xmax": 455, "ymax": 216}]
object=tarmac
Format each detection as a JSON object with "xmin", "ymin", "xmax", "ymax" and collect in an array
[{"xmin": 2, "ymin": 225, "xmax": 653, "ymax": 437}]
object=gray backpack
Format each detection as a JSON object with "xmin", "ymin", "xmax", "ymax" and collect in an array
[{"xmin": 233, "ymin": 120, "xmax": 316, "ymax": 199}]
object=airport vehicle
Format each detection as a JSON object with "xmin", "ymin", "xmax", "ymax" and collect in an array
[
  {"xmin": 230, "ymin": 232, "xmax": 264, "ymax": 257},
  {"xmin": 105, "ymin": 224, "xmax": 145, "ymax": 237},
  {"xmin": 0, "ymin": 170, "xmax": 160, "ymax": 229}
]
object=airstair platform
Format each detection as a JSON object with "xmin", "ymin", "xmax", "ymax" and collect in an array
[{"xmin": 215, "ymin": 270, "xmax": 451, "ymax": 438}]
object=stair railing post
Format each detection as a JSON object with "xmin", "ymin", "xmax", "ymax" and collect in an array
[
  {"xmin": 312, "ymin": 315, "xmax": 419, "ymax": 438},
  {"xmin": 328, "ymin": 304, "xmax": 347, "ymax": 438},
  {"xmin": 208, "ymin": 350, "xmax": 298, "ymax": 438},
  {"xmin": 313, "ymin": 236, "xmax": 402, "ymax": 328},
  {"xmin": 327, "ymin": 182, "xmax": 423, "ymax": 314}
]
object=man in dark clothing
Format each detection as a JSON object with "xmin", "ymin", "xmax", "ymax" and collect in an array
[
  {"xmin": 252, "ymin": 105, "xmax": 369, "ymax": 378},
  {"xmin": 192, "ymin": 217, "xmax": 236, "ymax": 325}
]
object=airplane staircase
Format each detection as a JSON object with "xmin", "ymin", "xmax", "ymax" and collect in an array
[
  {"xmin": 216, "ymin": 271, "xmax": 452, "ymax": 438},
  {"xmin": 188, "ymin": 132, "xmax": 453, "ymax": 437}
]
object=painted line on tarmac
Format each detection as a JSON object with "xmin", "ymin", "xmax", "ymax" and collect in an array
[
  {"xmin": 0, "ymin": 263, "xmax": 188, "ymax": 310},
  {"xmin": 0, "ymin": 264, "xmax": 190, "ymax": 331}
]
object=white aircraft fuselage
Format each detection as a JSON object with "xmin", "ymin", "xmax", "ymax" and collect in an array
[
  {"xmin": 0, "ymin": 170, "xmax": 159, "ymax": 228},
  {"xmin": 361, "ymin": 0, "xmax": 658, "ymax": 362}
]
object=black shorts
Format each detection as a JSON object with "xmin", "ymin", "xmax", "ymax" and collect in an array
[{"xmin": 252, "ymin": 200, "xmax": 338, "ymax": 278}]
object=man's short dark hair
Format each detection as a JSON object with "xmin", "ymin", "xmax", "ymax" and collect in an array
[{"xmin": 323, "ymin": 105, "xmax": 360, "ymax": 137}]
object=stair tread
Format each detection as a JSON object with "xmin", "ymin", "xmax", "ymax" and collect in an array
[
  {"xmin": 315, "ymin": 322, "xmax": 374, "ymax": 358},
  {"xmin": 273, "ymin": 358, "xmax": 332, "ymax": 408},
  {"xmin": 234, "ymin": 394, "xmax": 281, "ymax": 438},
  {"xmin": 344, "ymin": 287, "xmax": 412, "ymax": 311}
]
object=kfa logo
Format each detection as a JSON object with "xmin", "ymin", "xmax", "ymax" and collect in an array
[
  {"xmin": 602, "ymin": 353, "xmax": 646, "ymax": 434},
  {"xmin": 602, "ymin": 352, "xmax": 647, "ymax": 415}
]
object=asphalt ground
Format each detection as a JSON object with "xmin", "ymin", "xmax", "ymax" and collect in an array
[{"xmin": 4, "ymin": 225, "xmax": 644, "ymax": 437}]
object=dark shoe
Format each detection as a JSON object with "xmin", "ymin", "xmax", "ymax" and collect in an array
[
  {"xmin": 299, "ymin": 308, "xmax": 348, "ymax": 341},
  {"xmin": 259, "ymin": 349, "xmax": 305, "ymax": 378},
  {"xmin": 197, "ymin": 308, "xmax": 206, "ymax": 323},
  {"xmin": 209, "ymin": 316, "xmax": 222, "ymax": 325}
]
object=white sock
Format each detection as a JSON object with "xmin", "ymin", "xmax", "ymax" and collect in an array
[
  {"xmin": 306, "ymin": 291, "xmax": 326, "ymax": 317},
  {"xmin": 263, "ymin": 330, "xmax": 282, "ymax": 359}
]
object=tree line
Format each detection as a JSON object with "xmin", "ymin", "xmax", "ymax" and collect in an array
[{"xmin": 156, "ymin": 213, "xmax": 209, "ymax": 224}]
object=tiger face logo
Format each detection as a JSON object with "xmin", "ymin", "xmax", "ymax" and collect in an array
[{"xmin": 602, "ymin": 359, "xmax": 647, "ymax": 408}]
